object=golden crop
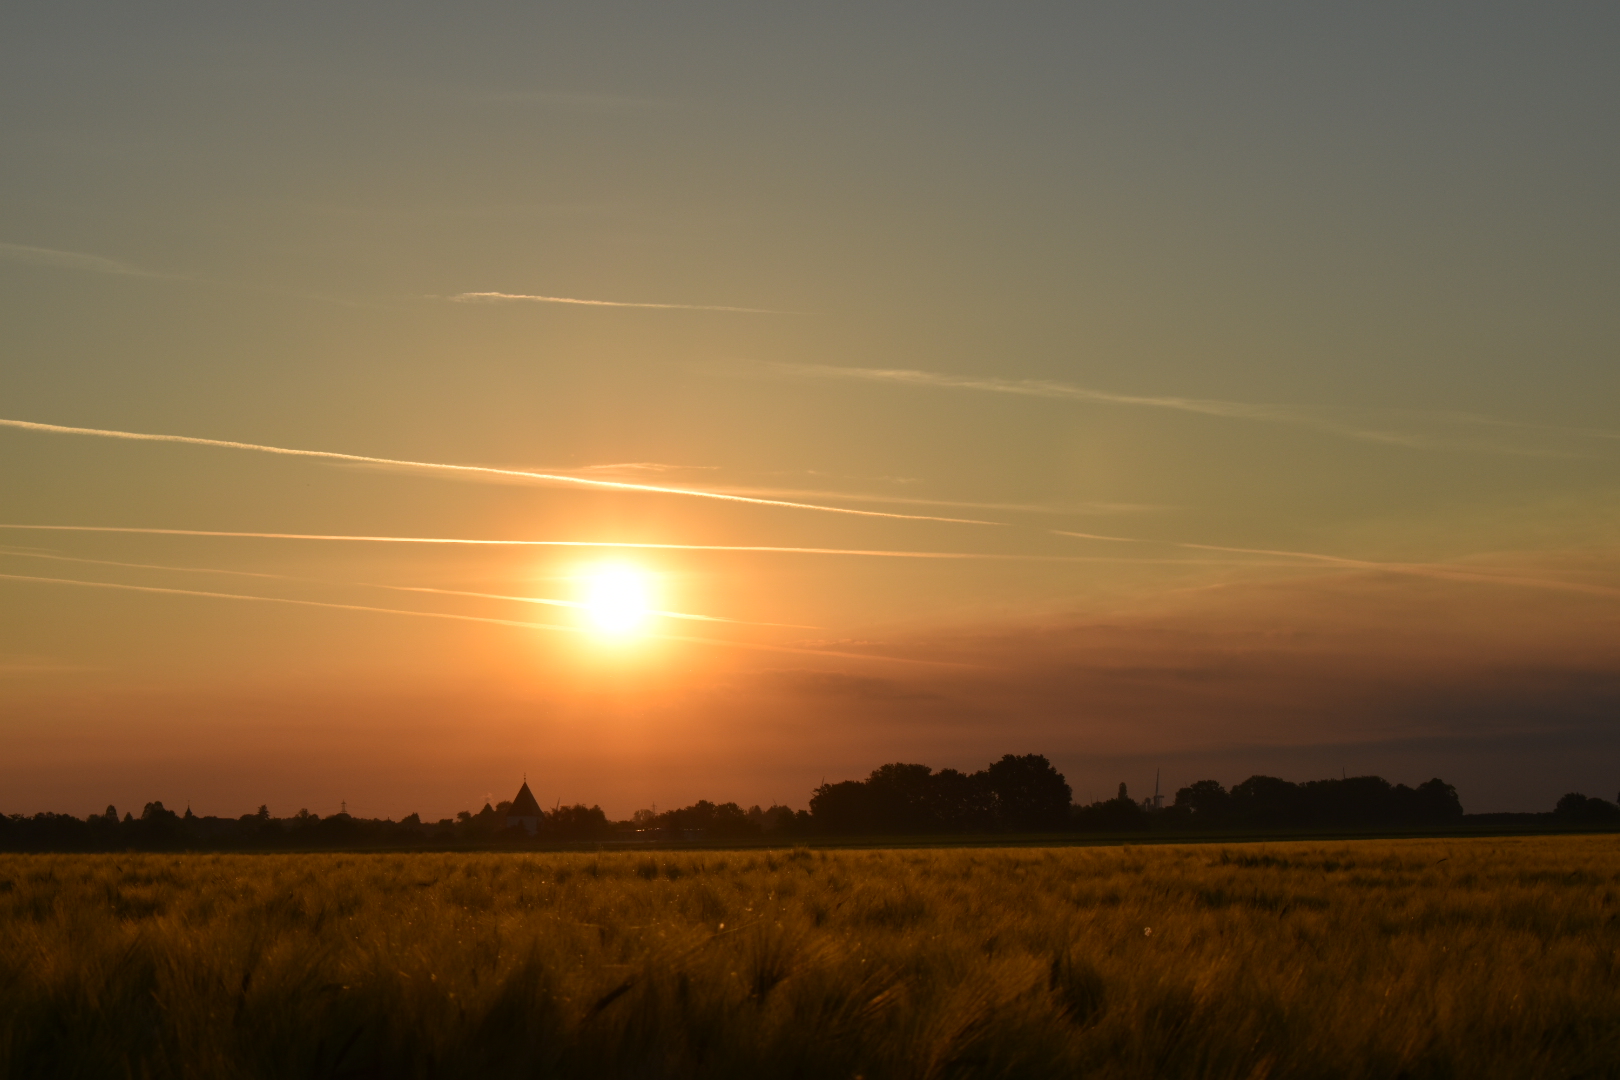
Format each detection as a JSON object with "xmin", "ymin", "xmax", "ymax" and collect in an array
[{"xmin": 2, "ymin": 836, "xmax": 1617, "ymax": 1078}]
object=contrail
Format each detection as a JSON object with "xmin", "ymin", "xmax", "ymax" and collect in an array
[
  {"xmin": 0, "ymin": 548, "xmax": 296, "ymax": 581},
  {"xmin": 682, "ymin": 485, "xmax": 1162, "ymax": 516},
  {"xmin": 449, "ymin": 291, "xmax": 796, "ymax": 314},
  {"xmin": 0, "ymin": 572, "xmax": 963, "ymax": 665},
  {"xmin": 1172, "ymin": 540, "xmax": 1375, "ymax": 566},
  {"xmin": 1046, "ymin": 530, "xmax": 1143, "ymax": 544},
  {"xmin": 0, "ymin": 572, "xmax": 586, "ymax": 634},
  {"xmin": 0, "ymin": 418, "xmax": 997, "ymax": 526},
  {"xmin": 0, "ymin": 549, "xmax": 805, "ymax": 626},
  {"xmin": 0, "ymin": 241, "xmax": 172, "ymax": 279},
  {"xmin": 1374, "ymin": 566, "xmax": 1620, "ymax": 600},
  {"xmin": 0, "ymin": 524, "xmax": 1271, "ymax": 563},
  {"xmin": 0, "ymin": 243, "xmax": 364, "ymax": 308},
  {"xmin": 1052, "ymin": 530, "xmax": 1620, "ymax": 600},
  {"xmin": 757, "ymin": 361, "xmax": 1424, "ymax": 447},
  {"xmin": 755, "ymin": 362, "xmax": 1607, "ymax": 456},
  {"xmin": 365, "ymin": 584, "xmax": 817, "ymax": 628},
  {"xmin": 1054, "ymin": 530, "xmax": 1365, "ymax": 564}
]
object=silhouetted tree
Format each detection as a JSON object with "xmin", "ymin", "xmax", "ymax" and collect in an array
[
  {"xmin": 1071, "ymin": 785, "xmax": 1146, "ymax": 831},
  {"xmin": 547, "ymin": 804, "xmax": 610, "ymax": 840},
  {"xmin": 657, "ymin": 800, "xmax": 761, "ymax": 839},
  {"xmin": 757, "ymin": 805, "xmax": 808, "ymax": 834},
  {"xmin": 808, "ymin": 779, "xmax": 877, "ymax": 833},
  {"xmin": 1406, "ymin": 778, "xmax": 1464, "ymax": 822},
  {"xmin": 0, "ymin": 759, "xmax": 1497, "ymax": 852},
  {"xmin": 864, "ymin": 763, "xmax": 946, "ymax": 833},
  {"xmin": 932, "ymin": 768, "xmax": 994, "ymax": 831},
  {"xmin": 984, "ymin": 754, "xmax": 1072, "ymax": 831},
  {"xmin": 1301, "ymin": 776, "xmax": 1396, "ymax": 825},
  {"xmin": 1230, "ymin": 775, "xmax": 1303, "ymax": 826},
  {"xmin": 810, "ymin": 755, "xmax": 1072, "ymax": 834},
  {"xmin": 1555, "ymin": 793, "xmax": 1620, "ymax": 823},
  {"xmin": 1174, "ymin": 780, "xmax": 1232, "ymax": 820}
]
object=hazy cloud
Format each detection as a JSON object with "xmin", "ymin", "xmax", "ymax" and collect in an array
[
  {"xmin": 757, "ymin": 669, "xmax": 942, "ymax": 702},
  {"xmin": 744, "ymin": 572, "xmax": 1620, "ymax": 794}
]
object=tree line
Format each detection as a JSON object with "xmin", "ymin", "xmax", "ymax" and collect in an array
[{"xmin": 3, "ymin": 753, "xmax": 1614, "ymax": 851}]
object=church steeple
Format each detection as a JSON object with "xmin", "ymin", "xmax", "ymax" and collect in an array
[
  {"xmin": 505, "ymin": 779, "xmax": 543, "ymax": 835},
  {"xmin": 509, "ymin": 781, "xmax": 542, "ymax": 817}
]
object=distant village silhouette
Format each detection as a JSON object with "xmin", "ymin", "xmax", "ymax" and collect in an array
[{"xmin": 4, "ymin": 753, "xmax": 1617, "ymax": 851}]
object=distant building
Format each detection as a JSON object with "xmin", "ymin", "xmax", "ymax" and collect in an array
[{"xmin": 504, "ymin": 780, "xmax": 543, "ymax": 835}]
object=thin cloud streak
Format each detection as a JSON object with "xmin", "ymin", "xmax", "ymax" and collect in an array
[
  {"xmin": 449, "ymin": 291, "xmax": 796, "ymax": 314},
  {"xmin": 0, "ymin": 548, "xmax": 297, "ymax": 581},
  {"xmin": 456, "ymin": 89, "xmax": 674, "ymax": 111},
  {"xmin": 1047, "ymin": 530, "xmax": 1143, "ymax": 544},
  {"xmin": 0, "ymin": 571, "xmax": 585, "ymax": 633},
  {"xmin": 1381, "ymin": 565, "xmax": 1620, "ymax": 600},
  {"xmin": 690, "ymin": 486, "xmax": 1163, "ymax": 516},
  {"xmin": 0, "ymin": 572, "xmax": 957, "ymax": 666},
  {"xmin": 534, "ymin": 464, "xmax": 1160, "ymax": 515},
  {"xmin": 1393, "ymin": 408, "xmax": 1620, "ymax": 444},
  {"xmin": 0, "ymin": 549, "xmax": 793, "ymax": 626},
  {"xmin": 0, "ymin": 419, "xmax": 996, "ymax": 525},
  {"xmin": 575, "ymin": 462, "xmax": 721, "ymax": 474},
  {"xmin": 762, "ymin": 361, "xmax": 1422, "ymax": 446},
  {"xmin": 369, "ymin": 584, "xmax": 817, "ymax": 628},
  {"xmin": 0, "ymin": 242, "xmax": 173, "ymax": 279},
  {"xmin": 1052, "ymin": 531, "xmax": 1620, "ymax": 601},
  {"xmin": 0, "ymin": 242, "xmax": 363, "ymax": 308},
  {"xmin": 0, "ymin": 524, "xmax": 1270, "ymax": 564},
  {"xmin": 760, "ymin": 361, "xmax": 1600, "ymax": 455},
  {"xmin": 0, "ymin": 655, "xmax": 90, "ymax": 676}
]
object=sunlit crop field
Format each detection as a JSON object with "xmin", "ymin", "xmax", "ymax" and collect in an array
[{"xmin": 3, "ymin": 836, "xmax": 1618, "ymax": 1078}]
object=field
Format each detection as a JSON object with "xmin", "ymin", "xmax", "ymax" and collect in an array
[{"xmin": 2, "ymin": 837, "xmax": 1618, "ymax": 1079}]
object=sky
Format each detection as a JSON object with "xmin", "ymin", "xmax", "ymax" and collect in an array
[{"xmin": 1, "ymin": 3, "xmax": 1617, "ymax": 818}]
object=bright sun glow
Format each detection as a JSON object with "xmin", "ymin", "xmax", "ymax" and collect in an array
[{"xmin": 583, "ymin": 566, "xmax": 650, "ymax": 634}]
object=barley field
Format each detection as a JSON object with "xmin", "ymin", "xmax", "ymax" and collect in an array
[{"xmin": 2, "ymin": 836, "xmax": 1617, "ymax": 1079}]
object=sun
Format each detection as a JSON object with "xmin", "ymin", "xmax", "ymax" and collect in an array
[{"xmin": 582, "ymin": 566, "xmax": 650, "ymax": 635}]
